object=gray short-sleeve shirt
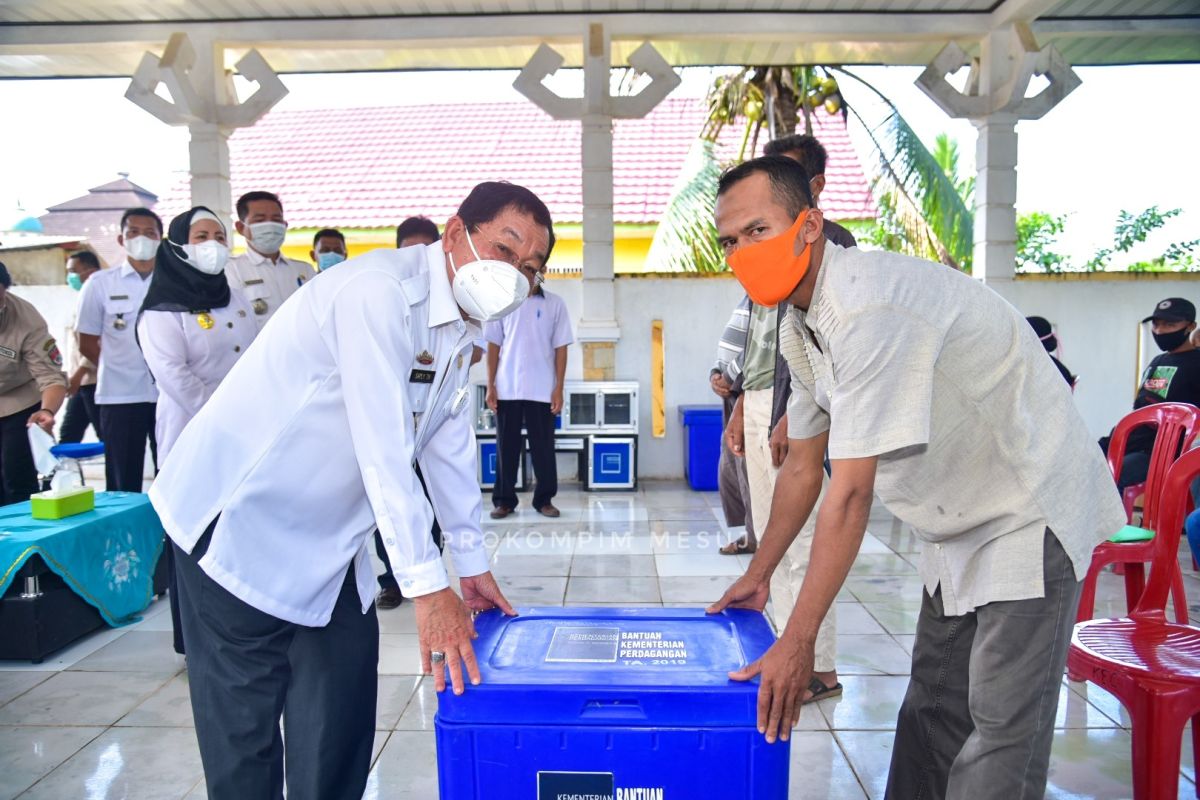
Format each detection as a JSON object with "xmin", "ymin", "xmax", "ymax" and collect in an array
[{"xmin": 780, "ymin": 243, "xmax": 1125, "ymax": 615}]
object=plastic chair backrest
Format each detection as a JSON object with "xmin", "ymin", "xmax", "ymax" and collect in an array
[
  {"xmin": 1107, "ymin": 403, "xmax": 1200, "ymax": 530},
  {"xmin": 1136, "ymin": 446, "xmax": 1200, "ymax": 618}
]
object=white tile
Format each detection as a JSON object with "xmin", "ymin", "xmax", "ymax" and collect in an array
[
  {"xmin": 378, "ymin": 634, "xmax": 424, "ymax": 676},
  {"xmin": 365, "ymin": 730, "xmax": 439, "ymax": 799},
  {"xmin": 836, "ymin": 603, "xmax": 888, "ymax": 636},
  {"xmin": 566, "ymin": 577, "xmax": 661, "ymax": 603},
  {"xmin": 835, "ymin": 635, "xmax": 914, "ymax": 677},
  {"xmin": 489, "ymin": 552, "xmax": 573, "ymax": 577},
  {"xmin": 654, "ymin": 553, "xmax": 744, "ymax": 577},
  {"xmin": 116, "ymin": 672, "xmax": 194, "ymax": 727},
  {"xmin": 394, "ymin": 678, "xmax": 438, "ymax": 732},
  {"xmin": 18, "ymin": 726, "xmax": 204, "ymax": 800},
  {"xmin": 658, "ymin": 576, "xmax": 738, "ymax": 604},
  {"xmin": 573, "ymin": 530, "xmax": 655, "ymax": 555},
  {"xmin": 0, "ymin": 671, "xmax": 172, "ymax": 726},
  {"xmin": 0, "ymin": 724, "xmax": 105, "ymax": 799},
  {"xmin": 0, "ymin": 670, "xmax": 53, "ymax": 707},
  {"xmin": 650, "ymin": 528, "xmax": 736, "ymax": 554},
  {"xmin": 569, "ymin": 554, "xmax": 657, "ymax": 577},
  {"xmin": 819, "ymin": 675, "xmax": 909, "ymax": 731},
  {"xmin": 496, "ymin": 576, "xmax": 567, "ymax": 606},
  {"xmin": 789, "ymin": 730, "xmax": 869, "ymax": 799},
  {"xmin": 835, "ymin": 730, "xmax": 894, "ymax": 799},
  {"xmin": 376, "ymin": 675, "xmax": 423, "ymax": 730},
  {"xmin": 68, "ymin": 631, "xmax": 185, "ymax": 677}
]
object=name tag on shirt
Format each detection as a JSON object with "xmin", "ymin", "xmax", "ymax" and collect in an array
[
  {"xmin": 243, "ymin": 279, "xmax": 265, "ymax": 286},
  {"xmin": 0, "ymin": 347, "xmax": 15, "ymax": 360},
  {"xmin": 109, "ymin": 295, "xmax": 129, "ymax": 301},
  {"xmin": 409, "ymin": 369, "xmax": 436, "ymax": 384}
]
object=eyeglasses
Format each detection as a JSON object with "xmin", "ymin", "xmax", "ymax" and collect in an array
[{"xmin": 470, "ymin": 228, "xmax": 543, "ymax": 279}]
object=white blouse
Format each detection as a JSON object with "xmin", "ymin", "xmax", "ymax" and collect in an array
[{"xmin": 137, "ymin": 292, "xmax": 258, "ymax": 464}]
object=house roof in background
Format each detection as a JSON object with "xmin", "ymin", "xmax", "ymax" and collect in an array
[
  {"xmin": 39, "ymin": 177, "xmax": 158, "ymax": 266},
  {"xmin": 155, "ymin": 96, "xmax": 876, "ymax": 228}
]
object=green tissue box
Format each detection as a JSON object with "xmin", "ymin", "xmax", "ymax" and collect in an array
[
  {"xmin": 30, "ymin": 487, "xmax": 95, "ymax": 520},
  {"xmin": 1109, "ymin": 524, "xmax": 1155, "ymax": 544}
]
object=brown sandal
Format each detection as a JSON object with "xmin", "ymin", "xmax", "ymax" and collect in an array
[{"xmin": 719, "ymin": 537, "xmax": 757, "ymax": 555}]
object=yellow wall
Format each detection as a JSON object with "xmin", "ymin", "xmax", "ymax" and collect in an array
[{"xmin": 259, "ymin": 224, "xmax": 656, "ymax": 274}]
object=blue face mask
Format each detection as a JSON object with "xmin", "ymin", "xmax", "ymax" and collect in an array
[
  {"xmin": 317, "ymin": 251, "xmax": 346, "ymax": 271},
  {"xmin": 67, "ymin": 273, "xmax": 84, "ymax": 292}
]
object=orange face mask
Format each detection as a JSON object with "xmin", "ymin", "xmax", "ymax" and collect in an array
[{"xmin": 727, "ymin": 210, "xmax": 812, "ymax": 308}]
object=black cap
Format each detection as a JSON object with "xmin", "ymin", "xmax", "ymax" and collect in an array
[{"xmin": 1142, "ymin": 297, "xmax": 1196, "ymax": 324}]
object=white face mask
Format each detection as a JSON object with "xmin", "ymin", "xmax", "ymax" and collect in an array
[
  {"xmin": 448, "ymin": 230, "xmax": 529, "ymax": 323},
  {"xmin": 125, "ymin": 235, "xmax": 160, "ymax": 262},
  {"xmin": 182, "ymin": 241, "xmax": 230, "ymax": 275},
  {"xmin": 248, "ymin": 221, "xmax": 287, "ymax": 255}
]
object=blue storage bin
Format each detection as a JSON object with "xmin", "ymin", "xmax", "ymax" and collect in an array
[
  {"xmin": 436, "ymin": 607, "xmax": 788, "ymax": 799},
  {"xmin": 678, "ymin": 405, "xmax": 723, "ymax": 491}
]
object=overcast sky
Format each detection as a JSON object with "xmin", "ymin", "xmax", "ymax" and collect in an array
[{"xmin": 1, "ymin": 63, "xmax": 1196, "ymax": 267}]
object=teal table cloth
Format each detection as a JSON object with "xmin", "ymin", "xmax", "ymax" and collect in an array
[{"xmin": 0, "ymin": 491, "xmax": 165, "ymax": 625}]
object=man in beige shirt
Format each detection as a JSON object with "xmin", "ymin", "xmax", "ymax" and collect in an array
[
  {"xmin": 709, "ymin": 155, "xmax": 1124, "ymax": 799},
  {"xmin": 0, "ymin": 261, "xmax": 68, "ymax": 504}
]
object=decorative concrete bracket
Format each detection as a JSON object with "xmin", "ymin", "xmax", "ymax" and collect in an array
[
  {"xmin": 124, "ymin": 32, "xmax": 287, "ymax": 128},
  {"xmin": 513, "ymin": 40, "xmax": 681, "ymax": 120},
  {"xmin": 916, "ymin": 22, "xmax": 1080, "ymax": 121}
]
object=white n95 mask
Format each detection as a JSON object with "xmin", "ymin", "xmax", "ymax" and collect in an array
[
  {"xmin": 182, "ymin": 241, "xmax": 230, "ymax": 275},
  {"xmin": 448, "ymin": 231, "xmax": 529, "ymax": 322},
  {"xmin": 125, "ymin": 236, "xmax": 160, "ymax": 262}
]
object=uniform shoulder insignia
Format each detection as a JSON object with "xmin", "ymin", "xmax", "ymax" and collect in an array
[{"xmin": 44, "ymin": 339, "xmax": 62, "ymax": 367}]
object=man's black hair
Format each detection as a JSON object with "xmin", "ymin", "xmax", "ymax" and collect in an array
[
  {"xmin": 764, "ymin": 134, "xmax": 828, "ymax": 178},
  {"xmin": 455, "ymin": 182, "xmax": 556, "ymax": 262},
  {"xmin": 120, "ymin": 207, "xmax": 163, "ymax": 234},
  {"xmin": 717, "ymin": 155, "xmax": 814, "ymax": 220},
  {"xmin": 395, "ymin": 217, "xmax": 441, "ymax": 247},
  {"xmin": 236, "ymin": 191, "xmax": 283, "ymax": 222},
  {"xmin": 0, "ymin": 261, "xmax": 10, "ymax": 288},
  {"xmin": 313, "ymin": 228, "xmax": 346, "ymax": 248},
  {"xmin": 68, "ymin": 250, "xmax": 102, "ymax": 271}
]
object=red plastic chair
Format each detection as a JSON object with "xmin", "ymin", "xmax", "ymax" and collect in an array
[
  {"xmin": 1076, "ymin": 403, "xmax": 1199, "ymax": 627},
  {"xmin": 1068, "ymin": 446, "xmax": 1200, "ymax": 800}
]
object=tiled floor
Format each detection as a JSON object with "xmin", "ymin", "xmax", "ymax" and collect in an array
[{"xmin": 2, "ymin": 479, "xmax": 1198, "ymax": 798}]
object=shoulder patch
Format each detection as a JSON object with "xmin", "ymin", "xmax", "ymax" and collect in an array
[{"xmin": 44, "ymin": 339, "xmax": 62, "ymax": 367}]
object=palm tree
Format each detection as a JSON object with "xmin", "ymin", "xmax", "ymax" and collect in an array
[{"xmin": 644, "ymin": 65, "xmax": 975, "ymax": 273}]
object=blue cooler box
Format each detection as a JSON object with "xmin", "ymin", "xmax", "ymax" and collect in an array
[
  {"xmin": 678, "ymin": 405, "xmax": 723, "ymax": 491},
  {"xmin": 435, "ymin": 607, "xmax": 788, "ymax": 799}
]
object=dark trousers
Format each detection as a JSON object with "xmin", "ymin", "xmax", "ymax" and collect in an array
[
  {"xmin": 885, "ymin": 530, "xmax": 1080, "ymax": 800},
  {"xmin": 174, "ymin": 521, "xmax": 378, "ymax": 800},
  {"xmin": 59, "ymin": 385, "xmax": 101, "ymax": 444},
  {"xmin": 1117, "ymin": 450, "xmax": 1150, "ymax": 491},
  {"xmin": 376, "ymin": 465, "xmax": 443, "ymax": 591},
  {"xmin": 0, "ymin": 402, "xmax": 40, "ymax": 506},
  {"xmin": 99, "ymin": 402, "xmax": 157, "ymax": 492},
  {"xmin": 492, "ymin": 399, "xmax": 557, "ymax": 510}
]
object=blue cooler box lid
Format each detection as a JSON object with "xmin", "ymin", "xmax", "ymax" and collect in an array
[
  {"xmin": 677, "ymin": 405, "xmax": 723, "ymax": 426},
  {"xmin": 437, "ymin": 607, "xmax": 776, "ymax": 728}
]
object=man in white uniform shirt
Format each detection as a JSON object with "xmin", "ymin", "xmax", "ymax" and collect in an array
[
  {"xmin": 708, "ymin": 156, "xmax": 1125, "ymax": 799},
  {"xmin": 485, "ymin": 263, "xmax": 573, "ymax": 518},
  {"xmin": 150, "ymin": 182, "xmax": 553, "ymax": 800},
  {"xmin": 77, "ymin": 208, "xmax": 162, "ymax": 491},
  {"xmin": 224, "ymin": 190, "xmax": 314, "ymax": 331}
]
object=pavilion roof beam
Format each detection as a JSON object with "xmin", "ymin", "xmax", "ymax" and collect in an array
[
  {"xmin": 0, "ymin": 12, "xmax": 998, "ymax": 49},
  {"xmin": 989, "ymin": 0, "xmax": 1061, "ymax": 27}
]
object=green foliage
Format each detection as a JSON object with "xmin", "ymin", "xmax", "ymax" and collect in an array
[
  {"xmin": 1015, "ymin": 211, "xmax": 1067, "ymax": 274},
  {"xmin": 643, "ymin": 139, "xmax": 727, "ymax": 273},
  {"xmin": 1087, "ymin": 206, "xmax": 1188, "ymax": 272}
]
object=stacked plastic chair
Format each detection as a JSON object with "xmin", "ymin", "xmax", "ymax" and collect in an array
[
  {"xmin": 1069, "ymin": 446, "xmax": 1200, "ymax": 799},
  {"xmin": 1076, "ymin": 403, "xmax": 1198, "ymax": 628}
]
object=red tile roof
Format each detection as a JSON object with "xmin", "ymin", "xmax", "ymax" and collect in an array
[{"xmin": 157, "ymin": 96, "xmax": 876, "ymax": 228}]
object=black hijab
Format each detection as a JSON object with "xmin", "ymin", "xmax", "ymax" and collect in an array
[{"xmin": 140, "ymin": 206, "xmax": 232, "ymax": 313}]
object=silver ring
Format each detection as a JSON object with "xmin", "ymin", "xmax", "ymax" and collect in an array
[{"xmin": 431, "ymin": 651, "xmax": 446, "ymax": 665}]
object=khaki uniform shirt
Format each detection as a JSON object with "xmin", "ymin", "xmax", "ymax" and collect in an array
[
  {"xmin": 780, "ymin": 243, "xmax": 1125, "ymax": 615},
  {"xmin": 0, "ymin": 293, "xmax": 67, "ymax": 418}
]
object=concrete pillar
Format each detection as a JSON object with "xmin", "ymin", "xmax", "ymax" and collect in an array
[
  {"xmin": 514, "ymin": 28, "xmax": 680, "ymax": 378},
  {"xmin": 125, "ymin": 32, "xmax": 287, "ymax": 227},
  {"xmin": 916, "ymin": 22, "xmax": 1080, "ymax": 284}
]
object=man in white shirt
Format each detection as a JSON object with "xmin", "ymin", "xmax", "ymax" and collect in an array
[
  {"xmin": 485, "ymin": 266, "xmax": 573, "ymax": 518},
  {"xmin": 60, "ymin": 250, "xmax": 102, "ymax": 443},
  {"xmin": 77, "ymin": 208, "xmax": 162, "ymax": 491},
  {"xmin": 708, "ymin": 156, "xmax": 1125, "ymax": 798},
  {"xmin": 225, "ymin": 190, "xmax": 314, "ymax": 331},
  {"xmin": 150, "ymin": 181, "xmax": 554, "ymax": 800}
]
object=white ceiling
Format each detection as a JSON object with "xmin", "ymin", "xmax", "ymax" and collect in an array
[{"xmin": 0, "ymin": 0, "xmax": 1196, "ymax": 78}]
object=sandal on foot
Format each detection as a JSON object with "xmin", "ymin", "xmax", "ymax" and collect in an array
[
  {"xmin": 802, "ymin": 677, "xmax": 843, "ymax": 705},
  {"xmin": 719, "ymin": 537, "xmax": 757, "ymax": 555}
]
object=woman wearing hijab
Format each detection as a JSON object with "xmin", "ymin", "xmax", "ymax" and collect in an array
[{"xmin": 138, "ymin": 207, "xmax": 257, "ymax": 464}]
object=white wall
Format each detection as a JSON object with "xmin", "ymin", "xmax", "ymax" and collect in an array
[
  {"xmin": 993, "ymin": 274, "xmax": 1200, "ymax": 439},
  {"xmin": 21, "ymin": 271, "xmax": 1200, "ymax": 479}
]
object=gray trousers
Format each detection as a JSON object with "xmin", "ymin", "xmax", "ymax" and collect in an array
[
  {"xmin": 174, "ymin": 522, "xmax": 379, "ymax": 800},
  {"xmin": 717, "ymin": 403, "xmax": 755, "ymax": 538},
  {"xmin": 886, "ymin": 529, "xmax": 1080, "ymax": 800}
]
